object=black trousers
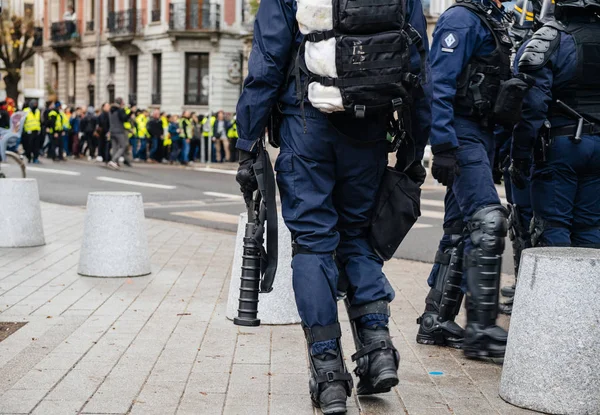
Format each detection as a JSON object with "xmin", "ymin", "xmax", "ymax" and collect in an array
[{"xmin": 22, "ymin": 131, "xmax": 41, "ymax": 162}]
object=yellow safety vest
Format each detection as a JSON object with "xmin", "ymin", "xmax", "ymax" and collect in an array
[
  {"xmin": 24, "ymin": 108, "xmax": 41, "ymax": 133},
  {"xmin": 48, "ymin": 110, "xmax": 63, "ymax": 133},
  {"xmin": 201, "ymin": 116, "xmax": 216, "ymax": 137},
  {"xmin": 62, "ymin": 112, "xmax": 70, "ymax": 130},
  {"xmin": 179, "ymin": 118, "xmax": 193, "ymax": 139},
  {"xmin": 227, "ymin": 121, "xmax": 238, "ymax": 139},
  {"xmin": 136, "ymin": 114, "xmax": 148, "ymax": 138},
  {"xmin": 123, "ymin": 108, "xmax": 133, "ymax": 137}
]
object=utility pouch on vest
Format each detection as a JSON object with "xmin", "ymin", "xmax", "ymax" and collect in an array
[
  {"xmin": 493, "ymin": 73, "xmax": 536, "ymax": 126},
  {"xmin": 369, "ymin": 167, "xmax": 421, "ymax": 261}
]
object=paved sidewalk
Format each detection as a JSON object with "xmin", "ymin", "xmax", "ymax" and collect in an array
[{"xmin": 0, "ymin": 203, "xmax": 531, "ymax": 415}]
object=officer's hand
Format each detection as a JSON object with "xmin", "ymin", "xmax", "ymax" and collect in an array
[
  {"xmin": 432, "ymin": 149, "xmax": 460, "ymax": 187},
  {"xmin": 236, "ymin": 150, "xmax": 258, "ymax": 207},
  {"xmin": 404, "ymin": 161, "xmax": 427, "ymax": 186},
  {"xmin": 509, "ymin": 158, "xmax": 530, "ymax": 190}
]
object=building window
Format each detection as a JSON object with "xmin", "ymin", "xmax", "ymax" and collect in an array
[
  {"xmin": 152, "ymin": 54, "xmax": 161, "ymax": 104},
  {"xmin": 108, "ymin": 57, "xmax": 116, "ymax": 74},
  {"xmin": 151, "ymin": 0, "xmax": 161, "ymax": 22},
  {"xmin": 51, "ymin": 62, "xmax": 59, "ymax": 92},
  {"xmin": 86, "ymin": 0, "xmax": 96, "ymax": 31},
  {"xmin": 88, "ymin": 59, "xmax": 95, "ymax": 75},
  {"xmin": 184, "ymin": 53, "xmax": 209, "ymax": 106},
  {"xmin": 88, "ymin": 85, "xmax": 95, "ymax": 107},
  {"xmin": 129, "ymin": 55, "xmax": 138, "ymax": 105},
  {"xmin": 68, "ymin": 61, "xmax": 76, "ymax": 104},
  {"xmin": 107, "ymin": 85, "xmax": 115, "ymax": 104}
]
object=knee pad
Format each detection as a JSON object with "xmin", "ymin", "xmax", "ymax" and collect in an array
[{"xmin": 468, "ymin": 205, "xmax": 508, "ymax": 255}]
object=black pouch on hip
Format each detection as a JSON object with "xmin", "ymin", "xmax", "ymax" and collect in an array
[
  {"xmin": 369, "ymin": 167, "xmax": 421, "ymax": 261},
  {"xmin": 493, "ymin": 73, "xmax": 536, "ymax": 126}
]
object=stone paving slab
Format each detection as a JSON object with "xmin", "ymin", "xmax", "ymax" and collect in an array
[{"xmin": 0, "ymin": 203, "xmax": 535, "ymax": 415}]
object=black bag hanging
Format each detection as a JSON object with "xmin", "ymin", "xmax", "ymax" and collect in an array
[{"xmin": 369, "ymin": 167, "xmax": 421, "ymax": 261}]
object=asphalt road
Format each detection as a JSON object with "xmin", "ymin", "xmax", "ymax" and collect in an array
[{"xmin": 25, "ymin": 159, "xmax": 514, "ymax": 274}]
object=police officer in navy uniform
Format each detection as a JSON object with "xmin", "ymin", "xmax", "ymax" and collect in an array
[
  {"xmin": 235, "ymin": 0, "xmax": 432, "ymax": 411},
  {"xmin": 510, "ymin": 1, "xmax": 600, "ymax": 249},
  {"xmin": 497, "ymin": 0, "xmax": 554, "ymax": 315},
  {"xmin": 416, "ymin": 0, "xmax": 513, "ymax": 359}
]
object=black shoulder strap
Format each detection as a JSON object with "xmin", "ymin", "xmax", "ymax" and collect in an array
[{"xmin": 448, "ymin": 1, "xmax": 507, "ymax": 49}]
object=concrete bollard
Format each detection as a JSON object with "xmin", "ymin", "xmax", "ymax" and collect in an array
[
  {"xmin": 226, "ymin": 213, "xmax": 301, "ymax": 325},
  {"xmin": 500, "ymin": 248, "xmax": 600, "ymax": 415},
  {"xmin": 0, "ymin": 178, "xmax": 45, "ymax": 248},
  {"xmin": 78, "ymin": 192, "xmax": 151, "ymax": 278}
]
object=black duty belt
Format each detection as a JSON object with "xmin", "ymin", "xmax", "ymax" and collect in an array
[{"xmin": 549, "ymin": 123, "xmax": 600, "ymax": 139}]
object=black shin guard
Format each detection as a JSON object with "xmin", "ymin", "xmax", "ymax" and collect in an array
[
  {"xmin": 500, "ymin": 204, "xmax": 530, "ymax": 315},
  {"xmin": 417, "ymin": 232, "xmax": 465, "ymax": 348},
  {"xmin": 303, "ymin": 323, "xmax": 353, "ymax": 414},
  {"xmin": 346, "ymin": 300, "xmax": 400, "ymax": 396},
  {"xmin": 463, "ymin": 206, "xmax": 508, "ymax": 359}
]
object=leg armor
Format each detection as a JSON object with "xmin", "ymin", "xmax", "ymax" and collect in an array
[
  {"xmin": 345, "ymin": 300, "xmax": 400, "ymax": 396},
  {"xmin": 463, "ymin": 205, "xmax": 509, "ymax": 359},
  {"xmin": 417, "ymin": 224, "xmax": 465, "ymax": 348},
  {"xmin": 303, "ymin": 323, "xmax": 353, "ymax": 414}
]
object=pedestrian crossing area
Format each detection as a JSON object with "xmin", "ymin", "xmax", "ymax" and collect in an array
[{"xmin": 154, "ymin": 192, "xmax": 452, "ymax": 232}]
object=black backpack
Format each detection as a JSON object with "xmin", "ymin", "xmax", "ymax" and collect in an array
[
  {"xmin": 295, "ymin": 0, "xmax": 426, "ymax": 119},
  {"xmin": 83, "ymin": 114, "xmax": 96, "ymax": 134}
]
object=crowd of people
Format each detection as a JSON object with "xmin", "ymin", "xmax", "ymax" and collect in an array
[{"xmin": 9, "ymin": 94, "xmax": 239, "ymax": 168}]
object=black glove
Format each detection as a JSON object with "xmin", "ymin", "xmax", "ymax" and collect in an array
[
  {"xmin": 236, "ymin": 150, "xmax": 258, "ymax": 207},
  {"xmin": 404, "ymin": 161, "xmax": 427, "ymax": 186},
  {"xmin": 432, "ymin": 149, "xmax": 460, "ymax": 187},
  {"xmin": 509, "ymin": 158, "xmax": 530, "ymax": 190}
]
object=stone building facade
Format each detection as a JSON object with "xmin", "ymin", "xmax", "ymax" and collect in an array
[{"xmin": 42, "ymin": 0, "xmax": 245, "ymax": 114}]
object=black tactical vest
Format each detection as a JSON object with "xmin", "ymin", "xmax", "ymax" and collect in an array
[
  {"xmin": 547, "ymin": 19, "xmax": 600, "ymax": 121},
  {"xmin": 450, "ymin": 1, "xmax": 512, "ymax": 122}
]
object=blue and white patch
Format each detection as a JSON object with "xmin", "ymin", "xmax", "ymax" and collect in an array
[{"xmin": 441, "ymin": 32, "xmax": 459, "ymax": 53}]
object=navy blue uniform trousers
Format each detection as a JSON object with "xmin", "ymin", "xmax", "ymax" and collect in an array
[{"xmin": 275, "ymin": 113, "xmax": 395, "ymax": 329}]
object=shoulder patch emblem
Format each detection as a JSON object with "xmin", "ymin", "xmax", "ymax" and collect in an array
[{"xmin": 442, "ymin": 32, "xmax": 459, "ymax": 50}]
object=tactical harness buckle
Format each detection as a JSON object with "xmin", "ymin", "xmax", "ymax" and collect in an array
[
  {"xmin": 354, "ymin": 105, "xmax": 366, "ymax": 118},
  {"xmin": 326, "ymin": 372, "xmax": 335, "ymax": 382}
]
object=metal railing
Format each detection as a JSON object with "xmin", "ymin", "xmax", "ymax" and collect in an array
[
  {"xmin": 184, "ymin": 93, "xmax": 208, "ymax": 106},
  {"xmin": 86, "ymin": 20, "xmax": 95, "ymax": 31},
  {"xmin": 169, "ymin": 2, "xmax": 220, "ymax": 31},
  {"xmin": 151, "ymin": 9, "xmax": 161, "ymax": 22},
  {"xmin": 107, "ymin": 9, "xmax": 143, "ymax": 36},
  {"xmin": 50, "ymin": 20, "xmax": 81, "ymax": 43},
  {"xmin": 151, "ymin": 93, "xmax": 161, "ymax": 105}
]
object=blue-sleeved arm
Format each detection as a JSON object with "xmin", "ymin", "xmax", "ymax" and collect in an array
[
  {"xmin": 429, "ymin": 8, "xmax": 487, "ymax": 152},
  {"xmin": 407, "ymin": 0, "xmax": 432, "ymax": 162},
  {"xmin": 235, "ymin": 0, "xmax": 296, "ymax": 153},
  {"xmin": 512, "ymin": 33, "xmax": 578, "ymax": 159}
]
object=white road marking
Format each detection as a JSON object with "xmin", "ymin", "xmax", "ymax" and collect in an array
[
  {"xmin": 420, "ymin": 210, "xmax": 445, "ymax": 220},
  {"xmin": 193, "ymin": 167, "xmax": 237, "ymax": 176},
  {"xmin": 412, "ymin": 223, "xmax": 434, "ymax": 229},
  {"xmin": 27, "ymin": 167, "xmax": 81, "ymax": 176},
  {"xmin": 421, "ymin": 198, "xmax": 509, "ymax": 209},
  {"xmin": 96, "ymin": 176, "xmax": 176, "ymax": 189},
  {"xmin": 203, "ymin": 191, "xmax": 243, "ymax": 200},
  {"xmin": 171, "ymin": 210, "xmax": 240, "ymax": 224}
]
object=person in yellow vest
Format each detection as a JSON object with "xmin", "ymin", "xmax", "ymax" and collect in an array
[
  {"xmin": 134, "ymin": 109, "xmax": 150, "ymax": 161},
  {"xmin": 60, "ymin": 105, "xmax": 70, "ymax": 157},
  {"xmin": 201, "ymin": 113, "xmax": 216, "ymax": 162},
  {"xmin": 161, "ymin": 112, "xmax": 170, "ymax": 162},
  {"xmin": 179, "ymin": 111, "xmax": 193, "ymax": 165},
  {"xmin": 124, "ymin": 106, "xmax": 135, "ymax": 157},
  {"xmin": 46, "ymin": 101, "xmax": 64, "ymax": 161},
  {"xmin": 227, "ymin": 114, "xmax": 238, "ymax": 162},
  {"xmin": 23, "ymin": 99, "xmax": 42, "ymax": 164}
]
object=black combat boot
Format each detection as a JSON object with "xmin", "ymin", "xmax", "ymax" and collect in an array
[
  {"xmin": 304, "ymin": 324, "xmax": 352, "ymax": 414},
  {"xmin": 352, "ymin": 325, "xmax": 400, "ymax": 395}
]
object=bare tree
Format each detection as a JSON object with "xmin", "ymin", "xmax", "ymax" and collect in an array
[{"xmin": 0, "ymin": 13, "xmax": 42, "ymax": 101}]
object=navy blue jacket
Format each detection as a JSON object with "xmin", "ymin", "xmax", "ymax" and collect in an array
[
  {"xmin": 512, "ymin": 28, "xmax": 578, "ymax": 160},
  {"xmin": 236, "ymin": 0, "xmax": 432, "ymax": 161},
  {"xmin": 429, "ymin": 1, "xmax": 505, "ymax": 152}
]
